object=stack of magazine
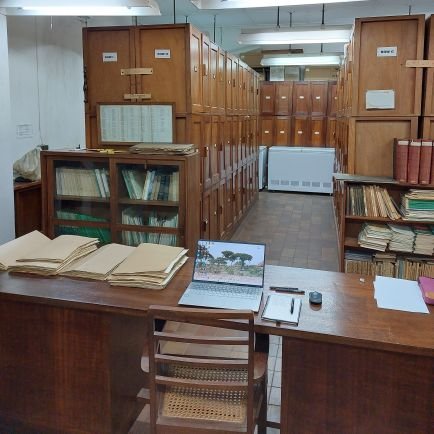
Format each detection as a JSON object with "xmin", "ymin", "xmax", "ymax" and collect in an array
[{"xmin": 56, "ymin": 167, "xmax": 110, "ymax": 197}]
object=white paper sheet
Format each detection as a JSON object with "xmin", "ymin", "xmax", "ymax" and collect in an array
[{"xmin": 374, "ymin": 276, "xmax": 429, "ymax": 314}]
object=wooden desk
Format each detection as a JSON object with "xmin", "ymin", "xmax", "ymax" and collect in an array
[
  {"xmin": 0, "ymin": 263, "xmax": 433, "ymax": 433},
  {"xmin": 14, "ymin": 181, "xmax": 42, "ymax": 237}
]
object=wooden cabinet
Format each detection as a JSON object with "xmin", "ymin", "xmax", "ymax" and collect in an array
[
  {"xmin": 310, "ymin": 117, "xmax": 327, "ymax": 147},
  {"xmin": 310, "ymin": 82, "xmax": 329, "ymax": 116},
  {"xmin": 41, "ymin": 150, "xmax": 201, "ymax": 254},
  {"xmin": 334, "ymin": 176, "xmax": 434, "ymax": 279},
  {"xmin": 201, "ymin": 34, "xmax": 211, "ymax": 113},
  {"xmin": 217, "ymin": 47, "xmax": 226, "ymax": 114},
  {"xmin": 423, "ymin": 15, "xmax": 434, "ymax": 116},
  {"xmin": 326, "ymin": 118, "xmax": 337, "ymax": 148},
  {"xmin": 292, "ymin": 116, "xmax": 310, "ymax": 146},
  {"xmin": 328, "ymin": 82, "xmax": 338, "ymax": 116},
  {"xmin": 260, "ymin": 82, "xmax": 275, "ymax": 114},
  {"xmin": 421, "ymin": 117, "xmax": 434, "ymax": 138},
  {"xmin": 275, "ymin": 82, "xmax": 292, "ymax": 115},
  {"xmin": 260, "ymin": 116, "xmax": 275, "ymax": 146},
  {"xmin": 14, "ymin": 181, "xmax": 42, "ymax": 237},
  {"xmin": 292, "ymin": 82, "xmax": 311, "ymax": 115},
  {"xmin": 275, "ymin": 117, "xmax": 291, "ymax": 146},
  {"xmin": 210, "ymin": 42, "xmax": 219, "ymax": 114}
]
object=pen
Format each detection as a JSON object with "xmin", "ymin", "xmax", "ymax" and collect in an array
[
  {"xmin": 270, "ymin": 286, "xmax": 305, "ymax": 294},
  {"xmin": 290, "ymin": 298, "xmax": 295, "ymax": 314}
]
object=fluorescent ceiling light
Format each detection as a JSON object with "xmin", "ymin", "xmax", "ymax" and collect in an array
[
  {"xmin": 239, "ymin": 27, "xmax": 351, "ymax": 45},
  {"xmin": 192, "ymin": 0, "xmax": 369, "ymax": 9},
  {"xmin": 261, "ymin": 55, "xmax": 342, "ymax": 66},
  {"xmin": 0, "ymin": 1, "xmax": 161, "ymax": 16}
]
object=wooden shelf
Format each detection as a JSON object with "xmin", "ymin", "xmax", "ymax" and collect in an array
[
  {"xmin": 345, "ymin": 215, "xmax": 432, "ymax": 225},
  {"xmin": 118, "ymin": 198, "xmax": 179, "ymax": 207},
  {"xmin": 55, "ymin": 195, "xmax": 110, "ymax": 203}
]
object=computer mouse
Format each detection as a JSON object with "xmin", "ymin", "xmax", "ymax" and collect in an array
[{"xmin": 309, "ymin": 291, "xmax": 322, "ymax": 305}]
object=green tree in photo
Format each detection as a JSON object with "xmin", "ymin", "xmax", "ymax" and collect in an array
[
  {"xmin": 234, "ymin": 253, "xmax": 253, "ymax": 269},
  {"xmin": 221, "ymin": 250, "xmax": 235, "ymax": 265}
]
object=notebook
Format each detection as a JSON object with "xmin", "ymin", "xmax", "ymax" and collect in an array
[
  {"xmin": 178, "ymin": 240, "xmax": 266, "ymax": 312},
  {"xmin": 262, "ymin": 294, "xmax": 302, "ymax": 325}
]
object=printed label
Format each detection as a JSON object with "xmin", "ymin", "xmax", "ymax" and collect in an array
[
  {"xmin": 377, "ymin": 46, "xmax": 397, "ymax": 57},
  {"xmin": 155, "ymin": 49, "xmax": 171, "ymax": 59},
  {"xmin": 102, "ymin": 52, "xmax": 117, "ymax": 62}
]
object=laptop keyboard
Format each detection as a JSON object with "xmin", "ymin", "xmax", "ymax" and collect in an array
[{"xmin": 188, "ymin": 282, "xmax": 260, "ymax": 300}]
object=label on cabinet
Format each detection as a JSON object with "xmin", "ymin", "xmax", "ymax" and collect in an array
[
  {"xmin": 377, "ymin": 46, "xmax": 397, "ymax": 57},
  {"xmin": 155, "ymin": 49, "xmax": 171, "ymax": 59},
  {"xmin": 102, "ymin": 52, "xmax": 118, "ymax": 62},
  {"xmin": 366, "ymin": 90, "xmax": 395, "ymax": 109}
]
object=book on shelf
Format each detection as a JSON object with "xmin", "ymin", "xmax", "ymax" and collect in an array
[
  {"xmin": 57, "ymin": 225, "xmax": 111, "ymax": 244},
  {"xmin": 393, "ymin": 139, "xmax": 409, "ymax": 183},
  {"xmin": 407, "ymin": 140, "xmax": 421, "ymax": 185},
  {"xmin": 401, "ymin": 190, "xmax": 434, "ymax": 221},
  {"xmin": 56, "ymin": 167, "xmax": 110, "ymax": 198},
  {"xmin": 419, "ymin": 140, "xmax": 433, "ymax": 185}
]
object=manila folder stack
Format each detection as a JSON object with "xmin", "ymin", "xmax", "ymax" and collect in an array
[{"xmin": 108, "ymin": 243, "xmax": 188, "ymax": 289}]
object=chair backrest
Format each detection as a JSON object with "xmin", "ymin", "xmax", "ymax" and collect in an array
[{"xmin": 148, "ymin": 305, "xmax": 255, "ymax": 433}]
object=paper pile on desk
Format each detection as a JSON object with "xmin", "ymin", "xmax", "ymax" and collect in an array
[
  {"xmin": 129, "ymin": 143, "xmax": 196, "ymax": 155},
  {"xmin": 0, "ymin": 231, "xmax": 50, "ymax": 271},
  {"xmin": 9, "ymin": 235, "xmax": 99, "ymax": 276},
  {"xmin": 59, "ymin": 243, "xmax": 135, "ymax": 280},
  {"xmin": 108, "ymin": 243, "xmax": 188, "ymax": 289},
  {"xmin": 374, "ymin": 275, "xmax": 429, "ymax": 313}
]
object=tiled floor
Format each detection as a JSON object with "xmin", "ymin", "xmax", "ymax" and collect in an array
[
  {"xmin": 131, "ymin": 191, "xmax": 339, "ymax": 433},
  {"xmin": 231, "ymin": 191, "xmax": 339, "ymax": 431}
]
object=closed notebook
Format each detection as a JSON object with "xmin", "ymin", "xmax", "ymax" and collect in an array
[
  {"xmin": 262, "ymin": 294, "xmax": 302, "ymax": 325},
  {"xmin": 419, "ymin": 140, "xmax": 432, "ymax": 185},
  {"xmin": 393, "ymin": 139, "xmax": 409, "ymax": 183},
  {"xmin": 417, "ymin": 276, "xmax": 434, "ymax": 305},
  {"xmin": 407, "ymin": 140, "xmax": 421, "ymax": 185},
  {"xmin": 0, "ymin": 231, "xmax": 50, "ymax": 270}
]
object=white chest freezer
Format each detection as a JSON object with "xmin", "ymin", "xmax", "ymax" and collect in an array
[
  {"xmin": 258, "ymin": 146, "xmax": 268, "ymax": 190},
  {"xmin": 267, "ymin": 147, "xmax": 335, "ymax": 194}
]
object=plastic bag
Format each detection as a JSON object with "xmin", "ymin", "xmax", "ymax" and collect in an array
[{"xmin": 13, "ymin": 147, "xmax": 41, "ymax": 181}]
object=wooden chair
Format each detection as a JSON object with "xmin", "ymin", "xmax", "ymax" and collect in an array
[{"xmin": 147, "ymin": 305, "xmax": 268, "ymax": 434}]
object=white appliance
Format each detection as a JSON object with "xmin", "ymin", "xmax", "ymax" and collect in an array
[
  {"xmin": 268, "ymin": 147, "xmax": 335, "ymax": 194},
  {"xmin": 258, "ymin": 146, "xmax": 268, "ymax": 190}
]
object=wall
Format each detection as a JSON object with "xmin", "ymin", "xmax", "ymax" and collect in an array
[
  {"xmin": 0, "ymin": 12, "xmax": 15, "ymax": 243},
  {"xmin": 7, "ymin": 16, "xmax": 85, "ymax": 162}
]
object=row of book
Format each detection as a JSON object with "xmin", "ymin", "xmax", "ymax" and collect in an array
[
  {"xmin": 344, "ymin": 250, "xmax": 434, "ymax": 281},
  {"xmin": 346, "ymin": 185, "xmax": 400, "ymax": 219},
  {"xmin": 56, "ymin": 225, "xmax": 111, "ymax": 244},
  {"xmin": 56, "ymin": 167, "xmax": 110, "ymax": 198},
  {"xmin": 121, "ymin": 230, "xmax": 177, "ymax": 247},
  {"xmin": 393, "ymin": 138, "xmax": 434, "ymax": 185},
  {"xmin": 401, "ymin": 190, "xmax": 434, "ymax": 221},
  {"xmin": 0, "ymin": 231, "xmax": 187, "ymax": 289},
  {"xmin": 122, "ymin": 169, "xmax": 179, "ymax": 201},
  {"xmin": 121, "ymin": 207, "xmax": 178, "ymax": 229},
  {"xmin": 357, "ymin": 223, "xmax": 434, "ymax": 255}
]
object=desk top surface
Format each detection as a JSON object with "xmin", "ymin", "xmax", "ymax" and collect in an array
[{"xmin": 0, "ymin": 262, "xmax": 433, "ymax": 356}]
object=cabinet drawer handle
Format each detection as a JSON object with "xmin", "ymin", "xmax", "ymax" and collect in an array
[{"xmin": 194, "ymin": 65, "xmax": 198, "ymax": 72}]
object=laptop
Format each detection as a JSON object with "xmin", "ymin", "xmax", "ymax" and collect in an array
[{"xmin": 178, "ymin": 240, "xmax": 266, "ymax": 312}]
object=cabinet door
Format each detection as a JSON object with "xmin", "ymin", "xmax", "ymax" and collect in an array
[
  {"xmin": 190, "ymin": 28, "xmax": 202, "ymax": 113},
  {"xmin": 292, "ymin": 117, "xmax": 310, "ymax": 146},
  {"xmin": 209, "ymin": 188, "xmax": 219, "ymax": 240},
  {"xmin": 240, "ymin": 117, "xmax": 248, "ymax": 163},
  {"xmin": 310, "ymin": 82, "xmax": 329, "ymax": 116},
  {"xmin": 328, "ymin": 82, "xmax": 338, "ymax": 116},
  {"xmin": 225, "ymin": 53, "xmax": 233, "ymax": 114},
  {"xmin": 234, "ymin": 171, "xmax": 242, "ymax": 221},
  {"xmin": 275, "ymin": 82, "xmax": 292, "ymax": 115},
  {"xmin": 201, "ymin": 34, "xmax": 211, "ymax": 112},
  {"xmin": 242, "ymin": 166, "xmax": 248, "ymax": 212},
  {"xmin": 326, "ymin": 118, "xmax": 337, "ymax": 147},
  {"xmin": 224, "ymin": 178, "xmax": 233, "ymax": 232},
  {"xmin": 210, "ymin": 42, "xmax": 219, "ymax": 113},
  {"xmin": 310, "ymin": 117, "xmax": 327, "ymax": 147},
  {"xmin": 232, "ymin": 58, "xmax": 239, "ymax": 113},
  {"xmin": 201, "ymin": 191, "xmax": 210, "ymax": 239},
  {"xmin": 136, "ymin": 27, "xmax": 187, "ymax": 114},
  {"xmin": 218, "ymin": 183, "xmax": 226, "ymax": 239},
  {"xmin": 218, "ymin": 48, "xmax": 226, "ymax": 114},
  {"xmin": 202, "ymin": 116, "xmax": 212, "ymax": 189},
  {"xmin": 260, "ymin": 82, "xmax": 275, "ymax": 114},
  {"xmin": 275, "ymin": 117, "xmax": 290, "ymax": 146},
  {"xmin": 293, "ymin": 82, "xmax": 311, "ymax": 115},
  {"xmin": 224, "ymin": 117, "xmax": 232, "ymax": 173},
  {"xmin": 210, "ymin": 116, "xmax": 220, "ymax": 184},
  {"xmin": 260, "ymin": 117, "xmax": 275, "ymax": 146}
]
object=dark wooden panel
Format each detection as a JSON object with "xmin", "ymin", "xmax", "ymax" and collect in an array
[
  {"xmin": 291, "ymin": 116, "xmax": 310, "ymax": 146},
  {"xmin": 327, "ymin": 81, "xmax": 338, "ymax": 116},
  {"xmin": 275, "ymin": 117, "xmax": 290, "ymax": 146},
  {"xmin": 310, "ymin": 81, "xmax": 329, "ymax": 116},
  {"xmin": 310, "ymin": 117, "xmax": 327, "ymax": 147},
  {"xmin": 281, "ymin": 337, "xmax": 434, "ymax": 434},
  {"xmin": 14, "ymin": 181, "xmax": 42, "ymax": 237},
  {"xmin": 260, "ymin": 82, "xmax": 275, "ymax": 114},
  {"xmin": 275, "ymin": 82, "xmax": 292, "ymax": 115},
  {"xmin": 260, "ymin": 116, "xmax": 275, "ymax": 146},
  {"xmin": 292, "ymin": 82, "xmax": 311, "ymax": 115}
]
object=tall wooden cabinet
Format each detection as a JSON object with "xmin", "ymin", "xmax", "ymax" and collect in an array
[
  {"xmin": 82, "ymin": 24, "xmax": 260, "ymax": 245},
  {"xmin": 41, "ymin": 150, "xmax": 201, "ymax": 254}
]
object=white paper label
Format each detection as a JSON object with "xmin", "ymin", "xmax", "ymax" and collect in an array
[
  {"xmin": 280, "ymin": 130, "xmax": 285, "ymax": 134},
  {"xmin": 102, "ymin": 52, "xmax": 117, "ymax": 62},
  {"xmin": 16, "ymin": 124, "xmax": 33, "ymax": 139},
  {"xmin": 265, "ymin": 96, "xmax": 271, "ymax": 99},
  {"xmin": 264, "ymin": 130, "xmax": 270, "ymax": 134},
  {"xmin": 377, "ymin": 46, "xmax": 397, "ymax": 57},
  {"xmin": 314, "ymin": 131, "xmax": 320, "ymax": 135},
  {"xmin": 366, "ymin": 90, "xmax": 395, "ymax": 109},
  {"xmin": 315, "ymin": 96, "xmax": 321, "ymax": 100},
  {"xmin": 299, "ymin": 95, "xmax": 305, "ymax": 99},
  {"xmin": 297, "ymin": 130, "xmax": 303, "ymax": 135},
  {"xmin": 155, "ymin": 49, "xmax": 171, "ymax": 59}
]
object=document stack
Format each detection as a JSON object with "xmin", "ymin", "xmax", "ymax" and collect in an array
[
  {"xmin": 59, "ymin": 244, "xmax": 135, "ymax": 280},
  {"xmin": 401, "ymin": 190, "xmax": 434, "ymax": 221},
  {"xmin": 108, "ymin": 243, "xmax": 188, "ymax": 289},
  {"xmin": 388, "ymin": 224, "xmax": 415, "ymax": 253},
  {"xmin": 358, "ymin": 223, "xmax": 392, "ymax": 251},
  {"xmin": 0, "ymin": 231, "xmax": 50, "ymax": 271},
  {"xmin": 413, "ymin": 225, "xmax": 434, "ymax": 255},
  {"xmin": 129, "ymin": 143, "xmax": 196, "ymax": 155},
  {"xmin": 9, "ymin": 235, "xmax": 99, "ymax": 276}
]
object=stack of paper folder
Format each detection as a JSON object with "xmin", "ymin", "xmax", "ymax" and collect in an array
[
  {"xmin": 108, "ymin": 243, "xmax": 188, "ymax": 289},
  {"xmin": 0, "ymin": 231, "xmax": 50, "ymax": 271},
  {"xmin": 129, "ymin": 143, "xmax": 196, "ymax": 155},
  {"xmin": 59, "ymin": 243, "xmax": 135, "ymax": 280},
  {"xmin": 9, "ymin": 235, "xmax": 99, "ymax": 276}
]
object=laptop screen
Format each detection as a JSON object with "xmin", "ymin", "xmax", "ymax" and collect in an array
[{"xmin": 192, "ymin": 240, "xmax": 266, "ymax": 287}]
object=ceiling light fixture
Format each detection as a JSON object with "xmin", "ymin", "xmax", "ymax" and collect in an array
[
  {"xmin": 239, "ymin": 27, "xmax": 351, "ymax": 45},
  {"xmin": 261, "ymin": 54, "xmax": 342, "ymax": 66},
  {"xmin": 192, "ymin": 0, "xmax": 369, "ymax": 9},
  {"xmin": 0, "ymin": 0, "xmax": 161, "ymax": 16}
]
